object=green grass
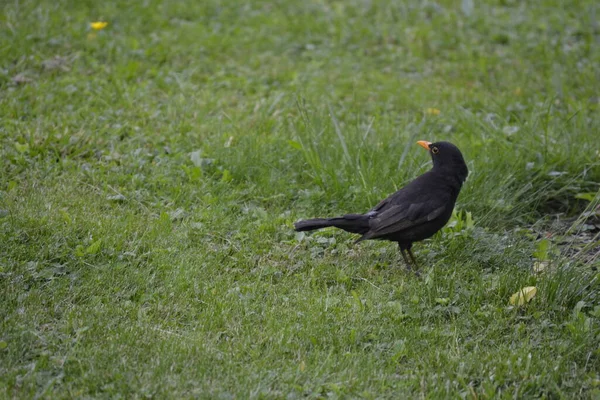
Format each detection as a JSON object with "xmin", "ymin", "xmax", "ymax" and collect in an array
[{"xmin": 1, "ymin": 0, "xmax": 600, "ymax": 397}]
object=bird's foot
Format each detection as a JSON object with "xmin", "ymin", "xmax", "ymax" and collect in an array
[{"xmin": 404, "ymin": 265, "xmax": 422, "ymax": 277}]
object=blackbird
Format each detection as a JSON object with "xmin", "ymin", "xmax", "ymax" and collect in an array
[{"xmin": 294, "ymin": 141, "xmax": 468, "ymax": 269}]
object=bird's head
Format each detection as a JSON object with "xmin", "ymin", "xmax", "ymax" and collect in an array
[{"xmin": 417, "ymin": 140, "xmax": 469, "ymax": 183}]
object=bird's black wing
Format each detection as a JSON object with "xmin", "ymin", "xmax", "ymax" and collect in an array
[
  {"xmin": 359, "ymin": 170, "xmax": 456, "ymax": 240},
  {"xmin": 362, "ymin": 198, "xmax": 448, "ymax": 240}
]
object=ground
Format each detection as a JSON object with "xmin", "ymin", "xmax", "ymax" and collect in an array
[{"xmin": 1, "ymin": 0, "xmax": 600, "ymax": 398}]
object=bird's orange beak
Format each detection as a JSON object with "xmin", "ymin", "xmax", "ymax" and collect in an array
[{"xmin": 417, "ymin": 140, "xmax": 432, "ymax": 150}]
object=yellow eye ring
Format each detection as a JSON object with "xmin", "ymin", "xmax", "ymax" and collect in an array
[{"xmin": 431, "ymin": 147, "xmax": 439, "ymax": 154}]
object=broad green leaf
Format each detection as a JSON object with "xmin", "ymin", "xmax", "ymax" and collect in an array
[
  {"xmin": 86, "ymin": 239, "xmax": 103, "ymax": 255},
  {"xmin": 288, "ymin": 140, "xmax": 303, "ymax": 150}
]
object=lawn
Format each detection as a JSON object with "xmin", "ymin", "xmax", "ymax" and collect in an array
[{"xmin": 1, "ymin": 0, "xmax": 600, "ymax": 398}]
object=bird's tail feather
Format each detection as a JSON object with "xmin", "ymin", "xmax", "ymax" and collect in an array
[{"xmin": 294, "ymin": 214, "xmax": 370, "ymax": 235}]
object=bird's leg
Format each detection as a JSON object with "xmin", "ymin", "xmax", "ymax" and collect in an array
[
  {"xmin": 398, "ymin": 244, "xmax": 414, "ymax": 272},
  {"xmin": 407, "ymin": 248, "xmax": 420, "ymax": 271},
  {"xmin": 398, "ymin": 243, "xmax": 421, "ymax": 276},
  {"xmin": 400, "ymin": 248, "xmax": 411, "ymax": 268}
]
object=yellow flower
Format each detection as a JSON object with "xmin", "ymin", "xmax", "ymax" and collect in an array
[
  {"xmin": 90, "ymin": 21, "xmax": 108, "ymax": 30},
  {"xmin": 509, "ymin": 286, "xmax": 537, "ymax": 306},
  {"xmin": 514, "ymin": 87, "xmax": 522, "ymax": 96},
  {"xmin": 426, "ymin": 108, "xmax": 441, "ymax": 116}
]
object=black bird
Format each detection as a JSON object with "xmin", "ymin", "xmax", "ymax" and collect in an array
[{"xmin": 294, "ymin": 141, "xmax": 469, "ymax": 269}]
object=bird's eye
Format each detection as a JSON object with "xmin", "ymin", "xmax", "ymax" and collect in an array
[{"xmin": 431, "ymin": 146, "xmax": 439, "ymax": 154}]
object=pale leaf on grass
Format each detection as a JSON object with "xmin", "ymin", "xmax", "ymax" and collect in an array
[
  {"xmin": 461, "ymin": 0, "xmax": 474, "ymax": 16},
  {"xmin": 510, "ymin": 286, "xmax": 537, "ymax": 306},
  {"xmin": 502, "ymin": 125, "xmax": 519, "ymax": 136},
  {"xmin": 533, "ymin": 261, "xmax": 549, "ymax": 274},
  {"xmin": 190, "ymin": 151, "xmax": 214, "ymax": 168},
  {"xmin": 107, "ymin": 194, "xmax": 126, "ymax": 202},
  {"xmin": 190, "ymin": 150, "xmax": 203, "ymax": 167}
]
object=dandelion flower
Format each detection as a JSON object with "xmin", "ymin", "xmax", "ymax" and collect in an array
[
  {"xmin": 90, "ymin": 21, "xmax": 108, "ymax": 30},
  {"xmin": 426, "ymin": 108, "xmax": 441, "ymax": 116}
]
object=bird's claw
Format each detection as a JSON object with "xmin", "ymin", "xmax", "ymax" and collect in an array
[{"xmin": 404, "ymin": 266, "xmax": 422, "ymax": 277}]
